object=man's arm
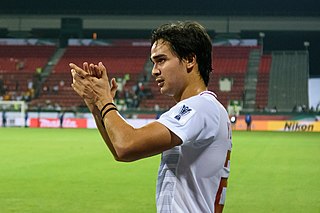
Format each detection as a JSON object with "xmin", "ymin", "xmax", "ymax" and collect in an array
[
  {"xmin": 70, "ymin": 62, "xmax": 182, "ymax": 162},
  {"xmin": 87, "ymin": 101, "xmax": 120, "ymax": 160},
  {"xmin": 101, "ymin": 111, "xmax": 182, "ymax": 162},
  {"xmin": 70, "ymin": 62, "xmax": 120, "ymax": 159}
]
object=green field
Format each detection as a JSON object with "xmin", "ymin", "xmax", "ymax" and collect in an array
[{"xmin": 0, "ymin": 128, "xmax": 319, "ymax": 213}]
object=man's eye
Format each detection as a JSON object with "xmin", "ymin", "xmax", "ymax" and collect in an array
[{"xmin": 158, "ymin": 59, "xmax": 165, "ymax": 64}]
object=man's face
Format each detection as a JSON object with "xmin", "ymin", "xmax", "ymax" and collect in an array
[{"xmin": 150, "ymin": 40, "xmax": 187, "ymax": 98}]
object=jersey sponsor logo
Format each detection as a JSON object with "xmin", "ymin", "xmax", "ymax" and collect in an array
[
  {"xmin": 171, "ymin": 104, "xmax": 195, "ymax": 125},
  {"xmin": 174, "ymin": 105, "xmax": 192, "ymax": 121}
]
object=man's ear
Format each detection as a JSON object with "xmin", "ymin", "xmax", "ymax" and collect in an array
[{"xmin": 186, "ymin": 54, "xmax": 196, "ymax": 71}]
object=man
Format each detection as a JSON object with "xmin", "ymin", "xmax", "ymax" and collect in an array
[
  {"xmin": 2, "ymin": 110, "xmax": 7, "ymax": 127},
  {"xmin": 245, "ymin": 113, "xmax": 252, "ymax": 131},
  {"xmin": 70, "ymin": 21, "xmax": 232, "ymax": 213}
]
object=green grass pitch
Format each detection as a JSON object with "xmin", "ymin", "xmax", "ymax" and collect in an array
[{"xmin": 0, "ymin": 128, "xmax": 319, "ymax": 213}]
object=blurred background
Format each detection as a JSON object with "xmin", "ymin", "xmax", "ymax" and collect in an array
[
  {"xmin": 0, "ymin": 0, "xmax": 319, "ymax": 129},
  {"xmin": 1, "ymin": 3, "xmax": 319, "ymax": 212}
]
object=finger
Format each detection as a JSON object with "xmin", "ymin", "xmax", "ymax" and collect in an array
[
  {"xmin": 71, "ymin": 69, "xmax": 76, "ymax": 84},
  {"xmin": 90, "ymin": 64, "xmax": 99, "ymax": 78},
  {"xmin": 71, "ymin": 80, "xmax": 83, "ymax": 97},
  {"xmin": 71, "ymin": 69, "xmax": 83, "ymax": 89},
  {"xmin": 72, "ymin": 69, "xmax": 93, "ymax": 91},
  {"xmin": 110, "ymin": 78, "xmax": 118, "ymax": 98},
  {"xmin": 98, "ymin": 62, "xmax": 109, "ymax": 80},
  {"xmin": 89, "ymin": 63, "xmax": 101, "ymax": 78},
  {"xmin": 83, "ymin": 62, "xmax": 90, "ymax": 74},
  {"xmin": 70, "ymin": 63, "xmax": 88, "ymax": 78},
  {"xmin": 71, "ymin": 69, "xmax": 84, "ymax": 82},
  {"xmin": 89, "ymin": 63, "xmax": 96, "ymax": 76},
  {"xmin": 72, "ymin": 76, "xmax": 91, "ymax": 99},
  {"xmin": 71, "ymin": 69, "xmax": 82, "ymax": 85},
  {"xmin": 110, "ymin": 78, "xmax": 118, "ymax": 90},
  {"xmin": 93, "ymin": 65, "xmax": 102, "ymax": 78}
]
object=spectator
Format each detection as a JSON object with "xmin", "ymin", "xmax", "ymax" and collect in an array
[
  {"xmin": 245, "ymin": 113, "xmax": 252, "ymax": 131},
  {"xmin": 24, "ymin": 110, "xmax": 29, "ymax": 127},
  {"xmin": 15, "ymin": 59, "xmax": 25, "ymax": 71},
  {"xmin": 52, "ymin": 84, "xmax": 59, "ymax": 94},
  {"xmin": 59, "ymin": 111, "xmax": 65, "ymax": 128},
  {"xmin": 2, "ymin": 110, "xmax": 7, "ymax": 127},
  {"xmin": 0, "ymin": 75, "xmax": 4, "ymax": 95}
]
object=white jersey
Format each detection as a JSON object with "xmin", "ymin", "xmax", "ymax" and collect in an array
[{"xmin": 156, "ymin": 91, "xmax": 232, "ymax": 213}]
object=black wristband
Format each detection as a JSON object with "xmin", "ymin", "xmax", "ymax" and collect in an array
[
  {"xmin": 100, "ymin": 103, "xmax": 116, "ymax": 116},
  {"xmin": 102, "ymin": 107, "xmax": 118, "ymax": 120}
]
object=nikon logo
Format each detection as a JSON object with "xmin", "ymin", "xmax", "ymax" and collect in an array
[{"xmin": 284, "ymin": 122, "xmax": 314, "ymax": 131}]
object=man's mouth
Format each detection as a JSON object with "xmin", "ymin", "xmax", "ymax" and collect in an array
[{"xmin": 156, "ymin": 79, "xmax": 164, "ymax": 87}]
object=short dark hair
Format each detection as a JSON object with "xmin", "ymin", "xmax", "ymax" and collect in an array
[{"xmin": 151, "ymin": 21, "xmax": 212, "ymax": 86}]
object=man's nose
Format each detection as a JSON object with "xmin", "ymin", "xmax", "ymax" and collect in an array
[{"xmin": 151, "ymin": 64, "xmax": 160, "ymax": 76}]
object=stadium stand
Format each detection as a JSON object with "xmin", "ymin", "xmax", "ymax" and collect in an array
[
  {"xmin": 53, "ymin": 45, "xmax": 150, "ymax": 74},
  {"xmin": 255, "ymin": 54, "xmax": 272, "ymax": 110},
  {"xmin": 0, "ymin": 45, "xmax": 56, "ymax": 102},
  {"xmin": 140, "ymin": 46, "xmax": 258, "ymax": 110},
  {"xmin": 138, "ymin": 82, "xmax": 176, "ymax": 110},
  {"xmin": 208, "ymin": 46, "xmax": 254, "ymax": 107},
  {"xmin": 1, "ymin": 41, "xmax": 311, "ymax": 114},
  {"xmin": 28, "ymin": 44, "xmax": 261, "ymax": 110},
  {"xmin": 33, "ymin": 43, "xmax": 151, "ymax": 108},
  {"xmin": 0, "ymin": 45, "xmax": 56, "ymax": 72},
  {"xmin": 267, "ymin": 51, "xmax": 309, "ymax": 111}
]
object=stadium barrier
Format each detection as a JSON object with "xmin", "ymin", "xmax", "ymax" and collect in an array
[
  {"xmin": 29, "ymin": 118, "xmax": 87, "ymax": 128},
  {"xmin": 2, "ymin": 115, "xmax": 320, "ymax": 132},
  {"xmin": 28, "ymin": 118, "xmax": 153, "ymax": 129},
  {"xmin": 233, "ymin": 119, "xmax": 320, "ymax": 132},
  {"xmin": 27, "ymin": 118, "xmax": 320, "ymax": 132}
]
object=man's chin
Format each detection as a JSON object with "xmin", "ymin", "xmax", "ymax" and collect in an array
[
  {"xmin": 160, "ymin": 88, "xmax": 167, "ymax": 95},
  {"xmin": 160, "ymin": 88, "xmax": 173, "ymax": 97}
]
